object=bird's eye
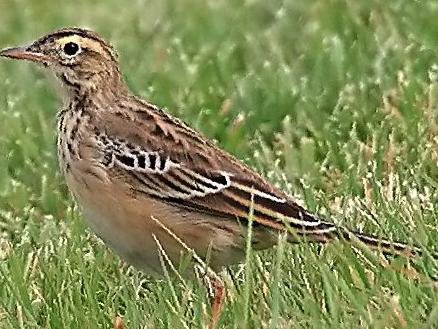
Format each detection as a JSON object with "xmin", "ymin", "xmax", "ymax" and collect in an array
[{"xmin": 63, "ymin": 42, "xmax": 80, "ymax": 56}]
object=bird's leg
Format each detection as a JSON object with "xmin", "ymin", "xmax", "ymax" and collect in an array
[
  {"xmin": 204, "ymin": 274, "xmax": 225, "ymax": 329},
  {"xmin": 113, "ymin": 316, "xmax": 124, "ymax": 329}
]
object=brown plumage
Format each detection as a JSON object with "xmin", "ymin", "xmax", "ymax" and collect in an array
[{"xmin": 0, "ymin": 28, "xmax": 419, "ymax": 277}]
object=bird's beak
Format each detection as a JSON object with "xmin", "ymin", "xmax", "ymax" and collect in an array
[{"xmin": 0, "ymin": 45, "xmax": 53, "ymax": 63}]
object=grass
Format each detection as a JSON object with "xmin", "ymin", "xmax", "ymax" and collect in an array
[{"xmin": 1, "ymin": 0, "xmax": 438, "ymax": 327}]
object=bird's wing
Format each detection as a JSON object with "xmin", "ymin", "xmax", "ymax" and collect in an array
[{"xmin": 93, "ymin": 100, "xmax": 336, "ymax": 235}]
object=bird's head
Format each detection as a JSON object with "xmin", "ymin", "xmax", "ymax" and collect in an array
[{"xmin": 0, "ymin": 28, "xmax": 125, "ymax": 96}]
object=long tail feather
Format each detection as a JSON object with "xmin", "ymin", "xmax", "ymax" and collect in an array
[
  {"xmin": 287, "ymin": 220, "xmax": 421, "ymax": 257},
  {"xmin": 340, "ymin": 228, "xmax": 421, "ymax": 256}
]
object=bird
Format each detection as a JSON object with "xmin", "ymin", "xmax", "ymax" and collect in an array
[{"xmin": 0, "ymin": 27, "xmax": 419, "ymax": 326}]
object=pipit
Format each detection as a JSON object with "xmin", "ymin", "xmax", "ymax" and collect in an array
[{"xmin": 0, "ymin": 28, "xmax": 420, "ymax": 324}]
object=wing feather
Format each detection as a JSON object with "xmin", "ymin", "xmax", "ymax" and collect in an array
[{"xmin": 93, "ymin": 106, "xmax": 336, "ymax": 235}]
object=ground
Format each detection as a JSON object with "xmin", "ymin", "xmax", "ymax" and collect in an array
[{"xmin": 0, "ymin": 0, "xmax": 437, "ymax": 328}]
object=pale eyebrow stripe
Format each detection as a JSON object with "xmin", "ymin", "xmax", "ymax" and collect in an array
[
  {"xmin": 54, "ymin": 34, "xmax": 116, "ymax": 61},
  {"xmin": 56, "ymin": 35, "xmax": 104, "ymax": 53},
  {"xmin": 36, "ymin": 28, "xmax": 118, "ymax": 62}
]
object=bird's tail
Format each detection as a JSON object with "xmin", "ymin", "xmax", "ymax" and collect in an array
[
  {"xmin": 338, "ymin": 228, "xmax": 420, "ymax": 256},
  {"xmin": 288, "ymin": 220, "xmax": 421, "ymax": 257}
]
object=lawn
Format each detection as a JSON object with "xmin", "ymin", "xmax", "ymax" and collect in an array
[{"xmin": 1, "ymin": 0, "xmax": 438, "ymax": 328}]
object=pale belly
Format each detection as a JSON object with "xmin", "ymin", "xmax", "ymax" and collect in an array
[{"xmin": 63, "ymin": 165, "xmax": 258, "ymax": 276}]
